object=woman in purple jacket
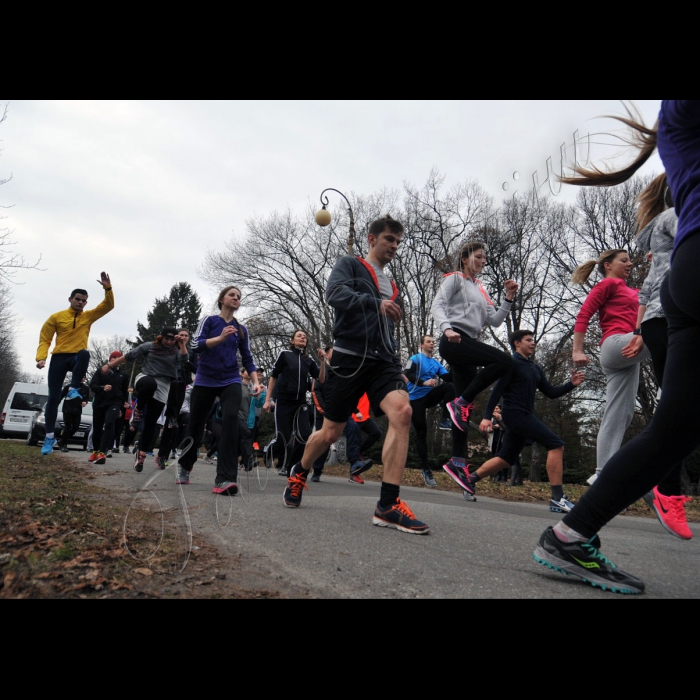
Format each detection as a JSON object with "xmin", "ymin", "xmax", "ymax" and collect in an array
[
  {"xmin": 176, "ymin": 285, "xmax": 262, "ymax": 494},
  {"xmin": 533, "ymin": 101, "xmax": 700, "ymax": 594}
]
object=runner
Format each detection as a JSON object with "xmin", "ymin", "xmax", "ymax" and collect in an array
[
  {"xmin": 35, "ymin": 272, "xmax": 114, "ymax": 455},
  {"xmin": 533, "ymin": 100, "xmax": 699, "ymax": 594},
  {"xmin": 282, "ymin": 214, "xmax": 429, "ymax": 535},
  {"xmin": 176, "ymin": 285, "xmax": 262, "ymax": 494},
  {"xmin": 469, "ymin": 330, "xmax": 585, "ymax": 510},
  {"xmin": 431, "ymin": 241, "xmax": 518, "ymax": 492},
  {"xmin": 263, "ymin": 330, "xmax": 319, "ymax": 477},
  {"xmin": 103, "ymin": 326, "xmax": 187, "ymax": 473},
  {"xmin": 405, "ymin": 334, "xmax": 455, "ymax": 487}
]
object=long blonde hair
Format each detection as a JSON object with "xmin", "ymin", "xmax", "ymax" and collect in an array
[
  {"xmin": 636, "ymin": 173, "xmax": 673, "ymax": 233},
  {"xmin": 560, "ymin": 103, "xmax": 658, "ymax": 188},
  {"xmin": 571, "ymin": 249, "xmax": 627, "ymax": 286}
]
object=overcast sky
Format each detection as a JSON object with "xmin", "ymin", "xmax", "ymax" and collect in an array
[{"xmin": 0, "ymin": 100, "xmax": 664, "ymax": 379}]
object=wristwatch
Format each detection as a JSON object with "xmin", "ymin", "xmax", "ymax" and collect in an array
[{"xmin": 633, "ymin": 328, "xmax": 642, "ymax": 336}]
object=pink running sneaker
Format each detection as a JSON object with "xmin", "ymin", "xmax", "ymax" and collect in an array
[
  {"xmin": 446, "ymin": 399, "xmax": 474, "ymax": 432},
  {"xmin": 643, "ymin": 486, "xmax": 693, "ymax": 540}
]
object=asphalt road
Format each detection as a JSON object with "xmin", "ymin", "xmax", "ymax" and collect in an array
[{"xmin": 69, "ymin": 448, "xmax": 700, "ymax": 599}]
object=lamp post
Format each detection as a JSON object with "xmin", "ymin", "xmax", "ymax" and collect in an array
[{"xmin": 315, "ymin": 188, "xmax": 356, "ymax": 255}]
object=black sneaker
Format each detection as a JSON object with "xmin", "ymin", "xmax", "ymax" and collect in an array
[
  {"xmin": 350, "ymin": 458, "xmax": 373, "ymax": 477},
  {"xmin": 133, "ymin": 452, "xmax": 145, "ymax": 473},
  {"xmin": 154, "ymin": 455, "xmax": 167, "ymax": 470},
  {"xmin": 311, "ymin": 472, "xmax": 321, "ymax": 483},
  {"xmin": 372, "ymin": 499, "xmax": 430, "ymax": 535},
  {"xmin": 446, "ymin": 399, "xmax": 474, "ymax": 432},
  {"xmin": 283, "ymin": 464, "xmax": 308, "ymax": 508},
  {"xmin": 533, "ymin": 526, "xmax": 645, "ymax": 594},
  {"xmin": 442, "ymin": 458, "xmax": 475, "ymax": 495}
]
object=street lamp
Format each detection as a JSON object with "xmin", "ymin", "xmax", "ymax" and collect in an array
[{"xmin": 315, "ymin": 188, "xmax": 356, "ymax": 255}]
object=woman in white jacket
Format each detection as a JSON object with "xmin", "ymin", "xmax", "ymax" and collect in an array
[{"xmin": 431, "ymin": 241, "xmax": 518, "ymax": 491}]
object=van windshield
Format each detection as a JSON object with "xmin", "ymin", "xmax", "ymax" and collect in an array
[{"xmin": 10, "ymin": 393, "xmax": 50, "ymax": 411}]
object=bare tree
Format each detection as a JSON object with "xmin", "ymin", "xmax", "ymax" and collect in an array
[{"xmin": 87, "ymin": 335, "xmax": 135, "ymax": 384}]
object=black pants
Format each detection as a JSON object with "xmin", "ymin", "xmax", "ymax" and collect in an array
[
  {"xmin": 133, "ymin": 376, "xmax": 166, "ymax": 454},
  {"xmin": 93, "ymin": 403, "xmax": 122, "ymax": 454},
  {"xmin": 273, "ymin": 399, "xmax": 312, "ymax": 474},
  {"xmin": 410, "ymin": 383, "xmax": 455, "ymax": 469},
  {"xmin": 181, "ymin": 383, "xmax": 242, "ymax": 483},
  {"xmin": 439, "ymin": 331, "xmax": 513, "ymax": 458},
  {"xmin": 59, "ymin": 412, "xmax": 82, "ymax": 446},
  {"xmin": 566, "ymin": 235, "xmax": 700, "ymax": 538}
]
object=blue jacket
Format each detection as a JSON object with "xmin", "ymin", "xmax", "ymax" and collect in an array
[{"xmin": 191, "ymin": 315, "xmax": 257, "ymax": 387}]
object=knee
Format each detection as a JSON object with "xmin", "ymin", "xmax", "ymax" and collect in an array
[{"xmin": 390, "ymin": 402, "xmax": 413, "ymax": 430}]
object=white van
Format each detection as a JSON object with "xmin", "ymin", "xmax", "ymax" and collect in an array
[{"xmin": 0, "ymin": 382, "xmax": 51, "ymax": 439}]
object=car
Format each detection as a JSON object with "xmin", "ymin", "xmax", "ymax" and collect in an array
[
  {"xmin": 26, "ymin": 400, "xmax": 94, "ymax": 451},
  {"xmin": 0, "ymin": 382, "xmax": 50, "ymax": 439}
]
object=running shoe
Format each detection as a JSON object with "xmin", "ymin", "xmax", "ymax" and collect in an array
[
  {"xmin": 122, "ymin": 446, "xmax": 129, "ymax": 454},
  {"xmin": 643, "ymin": 486, "xmax": 693, "ymax": 540},
  {"xmin": 348, "ymin": 474, "xmax": 365, "ymax": 484},
  {"xmin": 277, "ymin": 466, "xmax": 289, "ymax": 476},
  {"xmin": 94, "ymin": 452, "xmax": 106, "ymax": 465},
  {"xmin": 41, "ymin": 437, "xmax": 57, "ymax": 455},
  {"xmin": 88, "ymin": 450, "xmax": 100, "ymax": 463},
  {"xmin": 175, "ymin": 466, "xmax": 190, "ymax": 485},
  {"xmin": 462, "ymin": 489, "xmax": 477, "ymax": 502},
  {"xmin": 439, "ymin": 419, "xmax": 452, "ymax": 431},
  {"xmin": 443, "ymin": 458, "xmax": 474, "ymax": 493},
  {"xmin": 549, "ymin": 495, "xmax": 575, "ymax": 513},
  {"xmin": 60, "ymin": 445, "xmax": 69, "ymax": 453},
  {"xmin": 422, "ymin": 469, "xmax": 437, "ymax": 487},
  {"xmin": 372, "ymin": 499, "xmax": 430, "ymax": 535},
  {"xmin": 133, "ymin": 452, "xmax": 145, "ymax": 473},
  {"xmin": 350, "ymin": 458, "xmax": 373, "ymax": 477},
  {"xmin": 533, "ymin": 526, "xmax": 645, "ymax": 594},
  {"xmin": 283, "ymin": 464, "xmax": 308, "ymax": 508},
  {"xmin": 66, "ymin": 387, "xmax": 81, "ymax": 401},
  {"xmin": 212, "ymin": 480, "xmax": 238, "ymax": 495},
  {"xmin": 154, "ymin": 455, "xmax": 167, "ymax": 470},
  {"xmin": 106, "ymin": 450, "xmax": 113, "ymax": 458},
  {"xmin": 446, "ymin": 399, "xmax": 474, "ymax": 432},
  {"xmin": 203, "ymin": 456, "xmax": 215, "ymax": 465},
  {"xmin": 311, "ymin": 473, "xmax": 321, "ymax": 483}
]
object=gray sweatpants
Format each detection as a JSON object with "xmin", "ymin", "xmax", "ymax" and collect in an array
[{"xmin": 595, "ymin": 332, "xmax": 651, "ymax": 475}]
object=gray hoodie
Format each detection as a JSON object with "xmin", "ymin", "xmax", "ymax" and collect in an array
[
  {"xmin": 637, "ymin": 208, "xmax": 677, "ymax": 322},
  {"xmin": 431, "ymin": 272, "xmax": 512, "ymax": 338}
]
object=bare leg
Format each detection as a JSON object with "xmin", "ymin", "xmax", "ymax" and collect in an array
[{"xmin": 378, "ymin": 389, "xmax": 412, "ymax": 486}]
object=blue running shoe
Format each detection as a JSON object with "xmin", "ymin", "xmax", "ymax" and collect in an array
[
  {"xmin": 41, "ymin": 437, "xmax": 57, "ymax": 455},
  {"xmin": 66, "ymin": 387, "xmax": 81, "ymax": 400}
]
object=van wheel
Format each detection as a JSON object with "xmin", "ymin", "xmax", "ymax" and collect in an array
[{"xmin": 26, "ymin": 431, "xmax": 38, "ymax": 447}]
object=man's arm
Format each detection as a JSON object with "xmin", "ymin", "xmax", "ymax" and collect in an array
[
  {"xmin": 36, "ymin": 315, "xmax": 57, "ymax": 367},
  {"xmin": 84, "ymin": 272, "xmax": 114, "ymax": 324}
]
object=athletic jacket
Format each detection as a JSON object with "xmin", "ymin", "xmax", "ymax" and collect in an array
[
  {"xmin": 89, "ymin": 366, "xmax": 130, "ymax": 407},
  {"xmin": 36, "ymin": 288, "xmax": 114, "ymax": 361},
  {"xmin": 325, "ymin": 255, "xmax": 401, "ymax": 368},
  {"xmin": 484, "ymin": 352, "xmax": 575, "ymax": 420},
  {"xmin": 271, "ymin": 348, "xmax": 319, "ymax": 402},
  {"xmin": 191, "ymin": 315, "xmax": 257, "ymax": 388},
  {"xmin": 405, "ymin": 353, "xmax": 452, "ymax": 401}
]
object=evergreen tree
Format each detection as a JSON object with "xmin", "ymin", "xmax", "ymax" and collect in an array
[{"xmin": 135, "ymin": 282, "xmax": 203, "ymax": 345}]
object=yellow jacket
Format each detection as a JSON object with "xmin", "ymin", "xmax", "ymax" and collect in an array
[{"xmin": 36, "ymin": 288, "xmax": 115, "ymax": 361}]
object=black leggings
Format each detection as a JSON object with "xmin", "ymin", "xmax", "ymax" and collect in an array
[
  {"xmin": 181, "ymin": 383, "xmax": 242, "ymax": 483},
  {"xmin": 439, "ymin": 331, "xmax": 513, "ymax": 459},
  {"xmin": 641, "ymin": 316, "xmax": 682, "ymax": 496},
  {"xmin": 133, "ymin": 376, "xmax": 166, "ymax": 454},
  {"xmin": 565, "ymin": 235, "xmax": 700, "ymax": 538},
  {"xmin": 273, "ymin": 399, "xmax": 312, "ymax": 473},
  {"xmin": 410, "ymin": 383, "xmax": 455, "ymax": 469}
]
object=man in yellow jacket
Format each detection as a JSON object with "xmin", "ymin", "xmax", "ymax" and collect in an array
[{"xmin": 36, "ymin": 272, "xmax": 114, "ymax": 455}]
